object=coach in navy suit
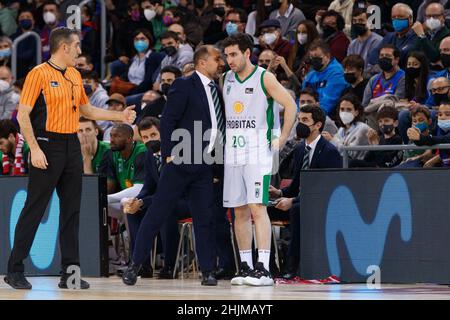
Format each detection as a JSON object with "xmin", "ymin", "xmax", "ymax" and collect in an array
[
  {"xmin": 123, "ymin": 45, "xmax": 227, "ymax": 286},
  {"xmin": 269, "ymin": 105, "xmax": 342, "ymax": 278}
]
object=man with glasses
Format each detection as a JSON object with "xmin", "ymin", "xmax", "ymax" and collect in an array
[
  {"xmin": 258, "ymin": 19, "xmax": 292, "ymax": 61},
  {"xmin": 412, "ymin": 2, "xmax": 450, "ymax": 65}
]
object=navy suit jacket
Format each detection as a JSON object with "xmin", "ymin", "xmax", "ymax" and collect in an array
[
  {"xmin": 136, "ymin": 151, "xmax": 160, "ymax": 209},
  {"xmin": 282, "ymin": 136, "xmax": 342, "ymax": 201},
  {"xmin": 160, "ymin": 72, "xmax": 225, "ymax": 172}
]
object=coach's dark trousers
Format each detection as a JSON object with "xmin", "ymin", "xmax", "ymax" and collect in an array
[
  {"xmin": 8, "ymin": 132, "xmax": 82, "ymax": 274},
  {"xmin": 132, "ymin": 162, "xmax": 216, "ymax": 272}
]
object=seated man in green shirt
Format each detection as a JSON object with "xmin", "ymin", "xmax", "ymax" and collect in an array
[
  {"xmin": 0, "ymin": 119, "xmax": 29, "ymax": 176},
  {"xmin": 78, "ymin": 117, "xmax": 110, "ymax": 174}
]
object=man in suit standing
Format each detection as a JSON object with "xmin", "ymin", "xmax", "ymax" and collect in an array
[
  {"xmin": 269, "ymin": 105, "xmax": 342, "ymax": 279},
  {"xmin": 122, "ymin": 45, "xmax": 226, "ymax": 286}
]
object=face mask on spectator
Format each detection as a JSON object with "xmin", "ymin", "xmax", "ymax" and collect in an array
[
  {"xmin": 392, "ymin": 18, "xmax": 409, "ymax": 33},
  {"xmin": 134, "ymin": 40, "xmax": 149, "ymax": 53},
  {"xmin": 426, "ymin": 17, "xmax": 442, "ymax": 31},
  {"xmin": 160, "ymin": 83, "xmax": 171, "ymax": 96},
  {"xmin": 380, "ymin": 124, "xmax": 395, "ymax": 134},
  {"xmin": 263, "ymin": 32, "xmax": 277, "ymax": 46},
  {"xmin": 19, "ymin": 19, "xmax": 33, "ymax": 30},
  {"xmin": 296, "ymin": 122, "xmax": 313, "ymax": 139},
  {"xmin": 0, "ymin": 79, "xmax": 9, "ymax": 93},
  {"xmin": 259, "ymin": 63, "xmax": 268, "ymax": 69},
  {"xmin": 144, "ymin": 9, "xmax": 156, "ymax": 21},
  {"xmin": 131, "ymin": 9, "xmax": 141, "ymax": 22},
  {"xmin": 0, "ymin": 48, "xmax": 11, "ymax": 59},
  {"xmin": 344, "ymin": 72, "xmax": 357, "ymax": 84},
  {"xmin": 194, "ymin": 0, "xmax": 205, "ymax": 9},
  {"xmin": 43, "ymin": 12, "xmax": 56, "ymax": 25},
  {"xmin": 434, "ymin": 92, "xmax": 449, "ymax": 105},
  {"xmin": 351, "ymin": 23, "xmax": 367, "ymax": 38},
  {"xmin": 322, "ymin": 25, "xmax": 336, "ymax": 39},
  {"xmin": 438, "ymin": 119, "xmax": 450, "ymax": 132},
  {"xmin": 310, "ymin": 57, "xmax": 324, "ymax": 71},
  {"xmin": 440, "ymin": 53, "xmax": 450, "ymax": 68},
  {"xmin": 339, "ymin": 111, "xmax": 355, "ymax": 125},
  {"xmin": 83, "ymin": 84, "xmax": 93, "ymax": 96},
  {"xmin": 297, "ymin": 33, "xmax": 308, "ymax": 45},
  {"xmin": 163, "ymin": 45, "xmax": 177, "ymax": 57},
  {"xmin": 378, "ymin": 57, "xmax": 394, "ymax": 72},
  {"xmin": 226, "ymin": 22, "xmax": 238, "ymax": 36},
  {"xmin": 163, "ymin": 15, "xmax": 173, "ymax": 26},
  {"xmin": 415, "ymin": 121, "xmax": 428, "ymax": 133},
  {"xmin": 213, "ymin": 7, "xmax": 225, "ymax": 17},
  {"xmin": 146, "ymin": 140, "xmax": 161, "ymax": 153},
  {"xmin": 406, "ymin": 67, "xmax": 420, "ymax": 78}
]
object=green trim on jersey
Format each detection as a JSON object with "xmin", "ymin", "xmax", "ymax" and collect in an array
[
  {"xmin": 262, "ymin": 174, "xmax": 271, "ymax": 205},
  {"xmin": 111, "ymin": 142, "xmax": 147, "ymax": 190},
  {"xmin": 260, "ymin": 70, "xmax": 268, "ymax": 96},
  {"xmin": 235, "ymin": 65, "xmax": 258, "ymax": 84},
  {"xmin": 92, "ymin": 141, "xmax": 110, "ymax": 173}
]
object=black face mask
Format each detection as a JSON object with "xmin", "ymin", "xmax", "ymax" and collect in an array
[
  {"xmin": 83, "ymin": 84, "xmax": 93, "ymax": 96},
  {"xmin": 434, "ymin": 92, "xmax": 450, "ymax": 105},
  {"xmin": 322, "ymin": 25, "xmax": 336, "ymax": 39},
  {"xmin": 310, "ymin": 57, "xmax": 324, "ymax": 71},
  {"xmin": 406, "ymin": 67, "xmax": 420, "ymax": 78},
  {"xmin": 380, "ymin": 124, "xmax": 395, "ymax": 135},
  {"xmin": 213, "ymin": 7, "xmax": 225, "ymax": 17},
  {"xmin": 160, "ymin": 83, "xmax": 171, "ymax": 96},
  {"xmin": 163, "ymin": 45, "xmax": 177, "ymax": 57},
  {"xmin": 378, "ymin": 57, "xmax": 394, "ymax": 72},
  {"xmin": 344, "ymin": 72, "xmax": 357, "ymax": 84},
  {"xmin": 145, "ymin": 140, "xmax": 161, "ymax": 153},
  {"xmin": 351, "ymin": 23, "xmax": 367, "ymax": 38},
  {"xmin": 441, "ymin": 53, "xmax": 450, "ymax": 68},
  {"xmin": 194, "ymin": 0, "xmax": 205, "ymax": 8},
  {"xmin": 259, "ymin": 63, "xmax": 268, "ymax": 70},
  {"xmin": 296, "ymin": 122, "xmax": 313, "ymax": 139}
]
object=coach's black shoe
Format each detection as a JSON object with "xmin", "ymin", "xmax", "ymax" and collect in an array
[
  {"xmin": 201, "ymin": 272, "xmax": 218, "ymax": 286},
  {"xmin": 58, "ymin": 273, "xmax": 90, "ymax": 289},
  {"xmin": 139, "ymin": 265, "xmax": 153, "ymax": 278},
  {"xmin": 215, "ymin": 268, "xmax": 235, "ymax": 280},
  {"xmin": 122, "ymin": 262, "xmax": 141, "ymax": 286},
  {"xmin": 158, "ymin": 266, "xmax": 178, "ymax": 279},
  {"xmin": 4, "ymin": 272, "xmax": 32, "ymax": 290}
]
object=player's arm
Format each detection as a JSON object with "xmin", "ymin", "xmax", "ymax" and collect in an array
[
  {"xmin": 263, "ymin": 72, "xmax": 297, "ymax": 147},
  {"xmin": 80, "ymin": 103, "xmax": 136, "ymax": 124}
]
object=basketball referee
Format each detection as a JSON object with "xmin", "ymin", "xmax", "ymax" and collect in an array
[{"xmin": 4, "ymin": 27, "xmax": 136, "ymax": 290}]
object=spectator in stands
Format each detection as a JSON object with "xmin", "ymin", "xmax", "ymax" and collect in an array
[
  {"xmin": 81, "ymin": 71, "xmax": 110, "ymax": 130},
  {"xmin": 302, "ymin": 40, "xmax": 349, "ymax": 116},
  {"xmin": 162, "ymin": 7, "xmax": 176, "ymax": 28},
  {"xmin": 40, "ymin": 1, "xmax": 65, "ymax": 61},
  {"xmin": 319, "ymin": 10, "xmax": 349, "ymax": 63},
  {"xmin": 0, "ymin": 119, "xmax": 29, "ymax": 176},
  {"xmin": 75, "ymin": 54, "xmax": 94, "ymax": 72},
  {"xmin": 79, "ymin": 4, "xmax": 98, "ymax": 67},
  {"xmin": 155, "ymin": 31, "xmax": 193, "ymax": 84},
  {"xmin": 138, "ymin": 66, "xmax": 182, "ymax": 122},
  {"xmin": 257, "ymin": 49, "xmax": 275, "ymax": 70},
  {"xmin": 350, "ymin": 106, "xmax": 403, "ymax": 168},
  {"xmin": 193, "ymin": 0, "xmax": 216, "ymax": 34},
  {"xmin": 416, "ymin": 0, "xmax": 450, "ymax": 23},
  {"xmin": 78, "ymin": 117, "xmax": 110, "ymax": 174},
  {"xmin": 342, "ymin": 54, "xmax": 368, "ymax": 103},
  {"xmin": 0, "ymin": 66, "xmax": 19, "ymax": 120},
  {"xmin": 141, "ymin": 0, "xmax": 166, "ymax": 51},
  {"xmin": 412, "ymin": 2, "xmax": 450, "ymax": 66},
  {"xmin": 168, "ymin": 23, "xmax": 187, "ymax": 45},
  {"xmin": 224, "ymin": 8, "xmax": 247, "ymax": 37},
  {"xmin": 202, "ymin": 0, "xmax": 234, "ymax": 44},
  {"xmin": 428, "ymin": 76, "xmax": 450, "ymax": 107},
  {"xmin": 172, "ymin": 5, "xmax": 204, "ymax": 48},
  {"xmin": 0, "ymin": 1, "xmax": 17, "ymax": 37},
  {"xmin": 327, "ymin": 0, "xmax": 354, "ymax": 35},
  {"xmin": 323, "ymin": 93, "xmax": 370, "ymax": 160},
  {"xmin": 0, "ymin": 36, "xmax": 12, "ymax": 68},
  {"xmin": 258, "ymin": 19, "xmax": 292, "ymax": 62},
  {"xmin": 268, "ymin": 0, "xmax": 305, "ymax": 41},
  {"xmin": 103, "ymin": 93, "xmax": 127, "ymax": 142},
  {"xmin": 300, "ymin": 88, "xmax": 338, "ymax": 135},
  {"xmin": 245, "ymin": 0, "xmax": 273, "ymax": 43},
  {"xmin": 362, "ymin": 44, "xmax": 406, "ymax": 107},
  {"xmin": 368, "ymin": 3, "xmax": 418, "ymax": 69},
  {"xmin": 11, "ymin": 8, "xmax": 38, "ymax": 80},
  {"xmin": 267, "ymin": 53, "xmax": 301, "ymax": 97},
  {"xmin": 437, "ymin": 36, "xmax": 450, "ymax": 80},
  {"xmin": 400, "ymin": 105, "xmax": 435, "ymax": 167},
  {"xmin": 288, "ymin": 20, "xmax": 319, "ymax": 73},
  {"xmin": 268, "ymin": 105, "xmax": 342, "ymax": 280},
  {"xmin": 347, "ymin": 8, "xmax": 383, "ymax": 75},
  {"xmin": 409, "ymin": 103, "xmax": 450, "ymax": 167}
]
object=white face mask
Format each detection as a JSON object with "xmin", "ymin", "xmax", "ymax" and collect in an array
[
  {"xmin": 339, "ymin": 111, "xmax": 355, "ymax": 125},
  {"xmin": 0, "ymin": 79, "xmax": 9, "ymax": 93},
  {"xmin": 144, "ymin": 9, "xmax": 156, "ymax": 21},
  {"xmin": 263, "ymin": 32, "xmax": 277, "ymax": 46},
  {"xmin": 43, "ymin": 11, "xmax": 57, "ymax": 25},
  {"xmin": 297, "ymin": 33, "xmax": 308, "ymax": 45},
  {"xmin": 425, "ymin": 17, "xmax": 442, "ymax": 31}
]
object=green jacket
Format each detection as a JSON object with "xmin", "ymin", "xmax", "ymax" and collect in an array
[{"xmin": 414, "ymin": 26, "xmax": 450, "ymax": 63}]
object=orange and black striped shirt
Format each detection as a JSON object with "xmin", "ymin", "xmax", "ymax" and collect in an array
[{"xmin": 20, "ymin": 62, "xmax": 89, "ymax": 134}]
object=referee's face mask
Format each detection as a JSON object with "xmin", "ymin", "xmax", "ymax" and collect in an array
[{"xmin": 63, "ymin": 35, "xmax": 82, "ymax": 67}]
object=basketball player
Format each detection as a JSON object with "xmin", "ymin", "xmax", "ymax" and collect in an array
[{"xmin": 221, "ymin": 34, "xmax": 296, "ymax": 286}]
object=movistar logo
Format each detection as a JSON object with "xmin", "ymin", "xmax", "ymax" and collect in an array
[
  {"xmin": 326, "ymin": 173, "xmax": 412, "ymax": 276},
  {"xmin": 10, "ymin": 190, "xmax": 60, "ymax": 270}
]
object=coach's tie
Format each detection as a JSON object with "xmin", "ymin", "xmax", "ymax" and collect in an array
[
  {"xmin": 301, "ymin": 146, "xmax": 311, "ymax": 170},
  {"xmin": 209, "ymin": 81, "xmax": 225, "ymax": 146}
]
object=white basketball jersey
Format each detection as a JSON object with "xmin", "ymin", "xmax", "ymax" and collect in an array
[{"xmin": 223, "ymin": 66, "xmax": 278, "ymax": 166}]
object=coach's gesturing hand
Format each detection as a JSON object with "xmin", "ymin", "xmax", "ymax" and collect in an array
[
  {"xmin": 122, "ymin": 105, "xmax": 137, "ymax": 124},
  {"xmin": 31, "ymin": 147, "xmax": 48, "ymax": 169}
]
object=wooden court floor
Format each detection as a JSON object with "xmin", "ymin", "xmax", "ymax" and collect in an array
[{"xmin": 0, "ymin": 276, "xmax": 450, "ymax": 300}]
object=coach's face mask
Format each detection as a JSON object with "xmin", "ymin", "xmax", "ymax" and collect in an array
[{"xmin": 145, "ymin": 140, "xmax": 161, "ymax": 153}]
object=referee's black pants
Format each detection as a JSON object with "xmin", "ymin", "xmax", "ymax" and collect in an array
[{"xmin": 8, "ymin": 132, "xmax": 83, "ymax": 274}]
